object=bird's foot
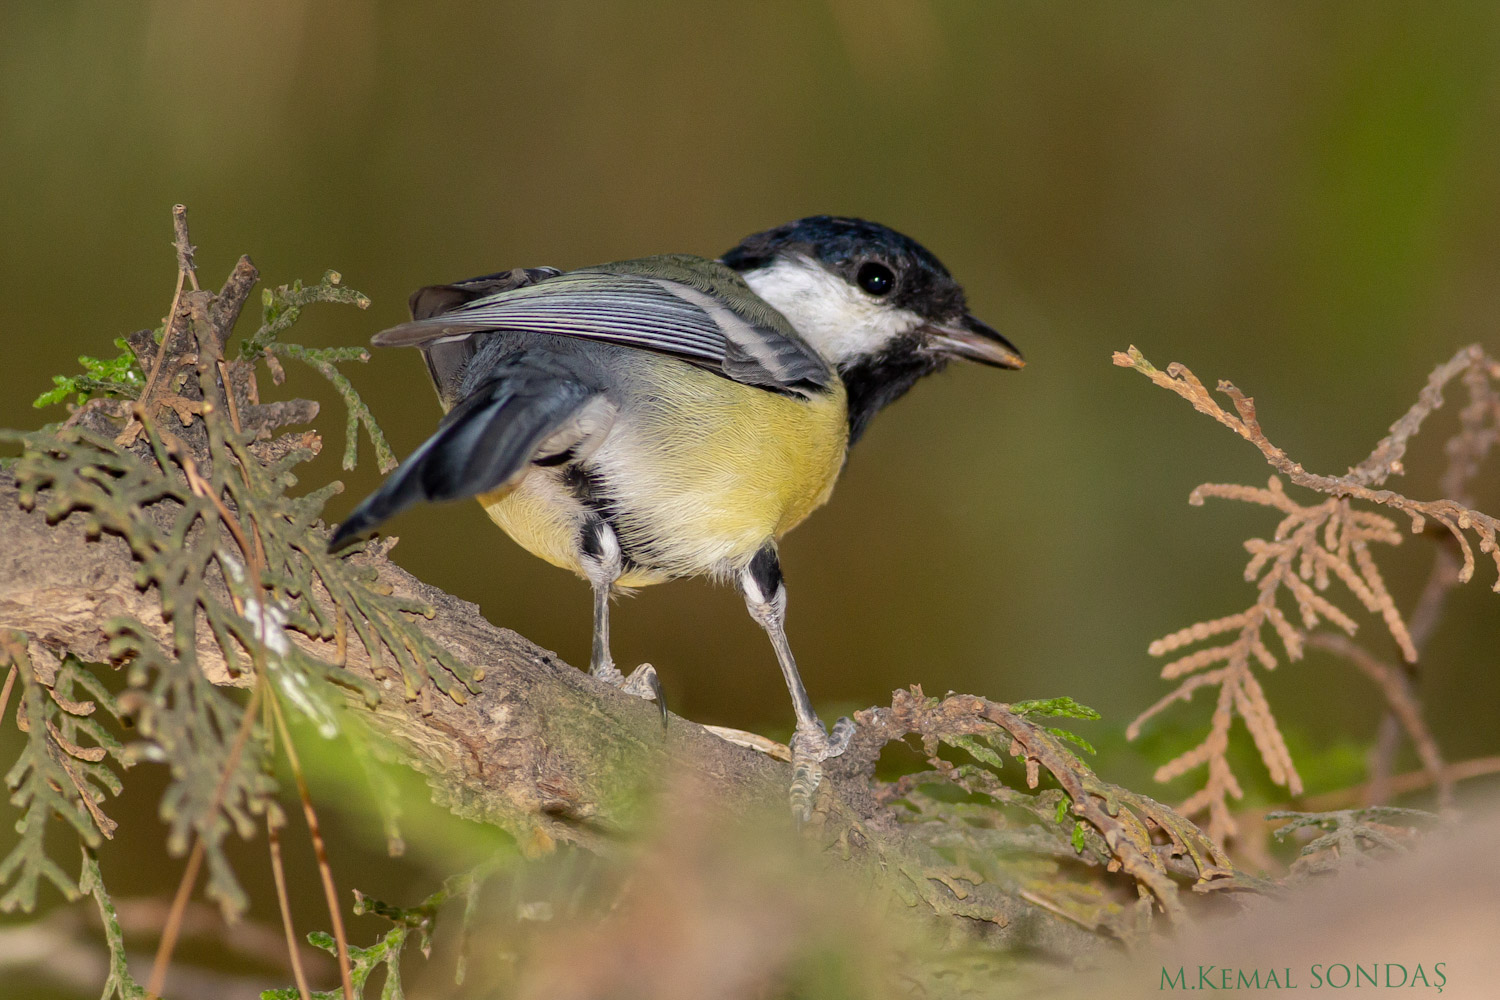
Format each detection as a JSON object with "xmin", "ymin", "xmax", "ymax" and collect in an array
[
  {"xmin": 591, "ymin": 662, "xmax": 667, "ymax": 727},
  {"xmin": 618, "ymin": 663, "xmax": 661, "ymax": 703},
  {"xmin": 788, "ymin": 715, "xmax": 855, "ymax": 823}
]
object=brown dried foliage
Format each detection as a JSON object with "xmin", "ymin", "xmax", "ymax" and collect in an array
[{"xmin": 1114, "ymin": 345, "xmax": 1500, "ymax": 844}]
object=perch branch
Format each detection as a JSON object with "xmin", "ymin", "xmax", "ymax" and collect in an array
[{"xmin": 0, "ymin": 469, "xmax": 1127, "ymax": 954}]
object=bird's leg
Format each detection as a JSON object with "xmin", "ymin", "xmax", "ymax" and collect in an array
[
  {"xmin": 739, "ymin": 545, "xmax": 853, "ymax": 821},
  {"xmin": 588, "ymin": 574, "xmax": 614, "ymax": 676},
  {"xmin": 581, "ymin": 518, "xmax": 664, "ymax": 721}
]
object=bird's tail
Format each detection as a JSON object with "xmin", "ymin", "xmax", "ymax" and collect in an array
[{"xmin": 328, "ymin": 368, "xmax": 594, "ymax": 551}]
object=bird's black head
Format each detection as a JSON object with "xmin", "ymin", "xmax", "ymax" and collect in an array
[{"xmin": 721, "ymin": 216, "xmax": 1022, "ymax": 443}]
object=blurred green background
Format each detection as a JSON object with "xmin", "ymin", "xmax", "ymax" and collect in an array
[{"xmin": 3, "ymin": 3, "xmax": 1499, "ymax": 990}]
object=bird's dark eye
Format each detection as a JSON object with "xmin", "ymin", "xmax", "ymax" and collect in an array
[{"xmin": 856, "ymin": 261, "xmax": 895, "ymax": 296}]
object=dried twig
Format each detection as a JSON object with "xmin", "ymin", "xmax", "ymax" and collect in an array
[
  {"xmin": 1115, "ymin": 345, "xmax": 1500, "ymax": 588},
  {"xmin": 172, "ymin": 204, "xmax": 199, "ymax": 291},
  {"xmin": 1367, "ymin": 359, "xmax": 1499, "ymax": 800},
  {"xmin": 267, "ymin": 807, "xmax": 313, "ymax": 1000},
  {"xmin": 856, "ymin": 689, "xmax": 1249, "ymax": 932},
  {"xmin": 268, "ymin": 692, "xmax": 354, "ymax": 1000},
  {"xmin": 1125, "ymin": 477, "xmax": 1411, "ymax": 840},
  {"xmin": 1307, "ymin": 633, "xmax": 1451, "ymax": 811},
  {"xmin": 117, "ymin": 206, "xmax": 202, "ymax": 449},
  {"xmin": 1116, "ymin": 346, "xmax": 1500, "ymax": 843}
]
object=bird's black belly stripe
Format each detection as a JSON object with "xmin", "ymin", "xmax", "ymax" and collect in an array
[
  {"xmin": 562, "ymin": 464, "xmax": 618, "ymax": 521},
  {"xmin": 562, "ymin": 463, "xmax": 656, "ymax": 574}
]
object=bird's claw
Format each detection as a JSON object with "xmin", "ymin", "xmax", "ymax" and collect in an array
[
  {"xmin": 622, "ymin": 663, "xmax": 667, "ymax": 729},
  {"xmin": 788, "ymin": 715, "xmax": 854, "ymax": 823},
  {"xmin": 593, "ymin": 662, "xmax": 667, "ymax": 729}
]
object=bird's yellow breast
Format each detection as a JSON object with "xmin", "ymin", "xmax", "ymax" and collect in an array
[{"xmin": 478, "ymin": 359, "xmax": 849, "ymax": 587}]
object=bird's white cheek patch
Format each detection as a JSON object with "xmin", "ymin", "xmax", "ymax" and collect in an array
[{"xmin": 744, "ymin": 258, "xmax": 924, "ymax": 365}]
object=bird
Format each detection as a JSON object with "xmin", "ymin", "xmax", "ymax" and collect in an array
[{"xmin": 328, "ymin": 216, "xmax": 1023, "ymax": 819}]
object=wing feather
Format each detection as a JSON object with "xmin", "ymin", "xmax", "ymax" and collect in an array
[{"xmin": 371, "ymin": 257, "xmax": 832, "ymax": 396}]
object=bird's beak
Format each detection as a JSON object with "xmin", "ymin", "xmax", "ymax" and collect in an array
[{"xmin": 924, "ymin": 314, "xmax": 1024, "ymax": 369}]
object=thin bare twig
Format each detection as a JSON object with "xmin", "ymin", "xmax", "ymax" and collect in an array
[
  {"xmin": 1300, "ymin": 755, "xmax": 1500, "ymax": 812},
  {"xmin": 269, "ymin": 692, "xmax": 354, "ymax": 1000},
  {"xmin": 146, "ymin": 840, "xmax": 204, "ymax": 1000},
  {"xmin": 1308, "ymin": 633, "xmax": 1451, "ymax": 811},
  {"xmin": 172, "ymin": 204, "xmax": 199, "ymax": 292},
  {"xmin": 267, "ymin": 808, "xmax": 313, "ymax": 1000},
  {"xmin": 0, "ymin": 663, "xmax": 16, "ymax": 725},
  {"xmin": 1367, "ymin": 360, "xmax": 1498, "ymax": 799}
]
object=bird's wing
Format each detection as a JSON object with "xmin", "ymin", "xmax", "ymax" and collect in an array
[
  {"xmin": 371, "ymin": 256, "xmax": 833, "ymax": 397},
  {"xmin": 395, "ymin": 267, "xmax": 563, "ymax": 405},
  {"xmin": 328, "ymin": 358, "xmax": 611, "ymax": 550}
]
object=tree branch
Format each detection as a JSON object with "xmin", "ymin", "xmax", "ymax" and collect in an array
[{"xmin": 0, "ymin": 468, "xmax": 1127, "ymax": 955}]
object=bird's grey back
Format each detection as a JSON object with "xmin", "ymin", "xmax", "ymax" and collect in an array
[{"xmin": 382, "ymin": 258, "xmax": 832, "ymax": 404}]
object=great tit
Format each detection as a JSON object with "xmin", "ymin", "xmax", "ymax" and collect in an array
[{"xmin": 329, "ymin": 216, "xmax": 1023, "ymax": 818}]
